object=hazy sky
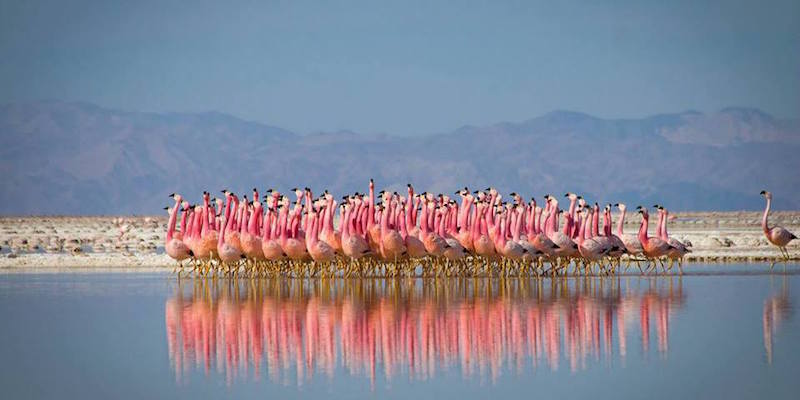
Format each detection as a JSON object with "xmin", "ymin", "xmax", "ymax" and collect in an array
[{"xmin": 1, "ymin": 0, "xmax": 798, "ymax": 135}]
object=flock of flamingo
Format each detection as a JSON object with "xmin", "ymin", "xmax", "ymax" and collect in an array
[{"xmin": 163, "ymin": 181, "xmax": 796, "ymax": 278}]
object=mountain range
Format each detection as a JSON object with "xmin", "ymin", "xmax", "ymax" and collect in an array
[{"xmin": 1, "ymin": 100, "xmax": 798, "ymax": 215}]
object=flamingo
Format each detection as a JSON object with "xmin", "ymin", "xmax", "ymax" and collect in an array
[
  {"xmin": 341, "ymin": 201, "xmax": 371, "ymax": 261},
  {"xmin": 544, "ymin": 196, "xmax": 579, "ymax": 267},
  {"xmin": 217, "ymin": 195, "xmax": 244, "ymax": 266},
  {"xmin": 240, "ymin": 200, "xmax": 264, "ymax": 261},
  {"xmin": 760, "ymin": 191, "xmax": 797, "ymax": 267},
  {"xmin": 576, "ymin": 210, "xmax": 605, "ymax": 269},
  {"xmin": 655, "ymin": 205, "xmax": 690, "ymax": 273},
  {"xmin": 165, "ymin": 194, "xmax": 193, "ymax": 266},
  {"xmin": 636, "ymin": 206, "xmax": 671, "ymax": 272},
  {"xmin": 380, "ymin": 199, "xmax": 407, "ymax": 262},
  {"xmin": 261, "ymin": 192, "xmax": 286, "ymax": 261},
  {"xmin": 306, "ymin": 208, "xmax": 335, "ymax": 264}
]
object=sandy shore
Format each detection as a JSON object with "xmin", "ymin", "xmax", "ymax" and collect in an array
[{"xmin": 1, "ymin": 212, "xmax": 799, "ymax": 270}]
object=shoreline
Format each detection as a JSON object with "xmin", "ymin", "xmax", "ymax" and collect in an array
[{"xmin": 1, "ymin": 213, "xmax": 798, "ymax": 270}]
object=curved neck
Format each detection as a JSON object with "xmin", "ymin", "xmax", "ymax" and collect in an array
[
  {"xmin": 638, "ymin": 212, "xmax": 649, "ymax": 244},
  {"xmin": 577, "ymin": 215, "xmax": 586, "ymax": 244},
  {"xmin": 219, "ymin": 201, "xmax": 233, "ymax": 246},
  {"xmin": 166, "ymin": 199, "xmax": 180, "ymax": 242},
  {"xmin": 568, "ymin": 197, "xmax": 577, "ymax": 219},
  {"xmin": 762, "ymin": 197, "xmax": 771, "ymax": 234}
]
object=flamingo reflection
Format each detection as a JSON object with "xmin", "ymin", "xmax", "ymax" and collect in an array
[
  {"xmin": 165, "ymin": 278, "xmax": 685, "ymax": 386},
  {"xmin": 763, "ymin": 277, "xmax": 793, "ymax": 364}
]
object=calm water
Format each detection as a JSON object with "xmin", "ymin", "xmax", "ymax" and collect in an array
[{"xmin": 0, "ymin": 264, "xmax": 798, "ymax": 399}]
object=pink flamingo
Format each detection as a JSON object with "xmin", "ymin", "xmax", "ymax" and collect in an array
[
  {"xmin": 165, "ymin": 194, "xmax": 193, "ymax": 265},
  {"xmin": 636, "ymin": 206, "xmax": 671, "ymax": 272},
  {"xmin": 760, "ymin": 191, "xmax": 796, "ymax": 266},
  {"xmin": 615, "ymin": 203, "xmax": 644, "ymax": 266},
  {"xmin": 240, "ymin": 200, "xmax": 264, "ymax": 261},
  {"xmin": 576, "ymin": 209, "xmax": 605, "ymax": 268},
  {"xmin": 341, "ymin": 201, "xmax": 371, "ymax": 260},
  {"xmin": 217, "ymin": 194, "xmax": 244, "ymax": 265},
  {"xmin": 380, "ymin": 197, "xmax": 407, "ymax": 261},
  {"xmin": 306, "ymin": 207, "xmax": 335, "ymax": 264},
  {"xmin": 655, "ymin": 206, "xmax": 690, "ymax": 273},
  {"xmin": 319, "ymin": 192, "xmax": 343, "ymax": 254},
  {"xmin": 261, "ymin": 192, "xmax": 286, "ymax": 261}
]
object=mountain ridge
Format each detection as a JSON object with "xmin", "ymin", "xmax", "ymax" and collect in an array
[{"xmin": 1, "ymin": 100, "xmax": 798, "ymax": 214}]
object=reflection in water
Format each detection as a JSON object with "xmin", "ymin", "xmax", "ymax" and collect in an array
[
  {"xmin": 165, "ymin": 278, "xmax": 686, "ymax": 386},
  {"xmin": 763, "ymin": 277, "xmax": 793, "ymax": 364}
]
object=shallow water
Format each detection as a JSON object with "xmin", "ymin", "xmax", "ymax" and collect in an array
[{"xmin": 0, "ymin": 264, "xmax": 798, "ymax": 399}]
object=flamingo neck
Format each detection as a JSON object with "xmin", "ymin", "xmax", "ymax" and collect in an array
[
  {"xmin": 399, "ymin": 211, "xmax": 408, "ymax": 240},
  {"xmin": 577, "ymin": 215, "xmax": 586, "ymax": 245},
  {"xmin": 638, "ymin": 213, "xmax": 650, "ymax": 245},
  {"xmin": 568, "ymin": 197, "xmax": 577, "ymax": 220},
  {"xmin": 616, "ymin": 210, "xmax": 625, "ymax": 236},
  {"xmin": 562, "ymin": 214, "xmax": 572, "ymax": 235},
  {"xmin": 762, "ymin": 197, "xmax": 771, "ymax": 234},
  {"xmin": 368, "ymin": 185, "xmax": 375, "ymax": 228},
  {"xmin": 653, "ymin": 210, "xmax": 663, "ymax": 240},
  {"xmin": 219, "ymin": 201, "xmax": 232, "ymax": 247},
  {"xmin": 166, "ymin": 199, "xmax": 179, "ymax": 242}
]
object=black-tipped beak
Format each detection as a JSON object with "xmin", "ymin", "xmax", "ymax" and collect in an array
[
  {"xmin": 636, "ymin": 205, "xmax": 642, "ymax": 210},
  {"xmin": 163, "ymin": 206, "xmax": 169, "ymax": 210},
  {"xmin": 760, "ymin": 190, "xmax": 766, "ymax": 195},
  {"xmin": 291, "ymin": 188, "xmax": 297, "ymax": 192},
  {"xmin": 169, "ymin": 193, "xmax": 175, "ymax": 198},
  {"xmin": 577, "ymin": 196, "xmax": 583, "ymax": 199},
  {"xmin": 613, "ymin": 203, "xmax": 619, "ymax": 207}
]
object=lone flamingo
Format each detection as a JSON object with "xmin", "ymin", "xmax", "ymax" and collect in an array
[{"xmin": 760, "ymin": 191, "xmax": 797, "ymax": 267}]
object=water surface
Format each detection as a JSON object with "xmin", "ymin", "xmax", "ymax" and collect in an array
[{"xmin": 0, "ymin": 264, "xmax": 798, "ymax": 399}]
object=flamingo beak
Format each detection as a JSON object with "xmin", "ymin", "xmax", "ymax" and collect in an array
[{"xmin": 760, "ymin": 190, "xmax": 766, "ymax": 195}]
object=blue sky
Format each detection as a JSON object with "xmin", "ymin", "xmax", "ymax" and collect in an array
[{"xmin": 1, "ymin": 0, "xmax": 798, "ymax": 135}]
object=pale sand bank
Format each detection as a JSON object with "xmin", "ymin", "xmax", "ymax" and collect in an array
[{"xmin": 1, "ymin": 213, "xmax": 799, "ymax": 270}]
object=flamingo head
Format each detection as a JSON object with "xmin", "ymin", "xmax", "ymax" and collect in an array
[
  {"xmin": 616, "ymin": 203, "xmax": 626, "ymax": 211},
  {"xmin": 760, "ymin": 190, "xmax": 772, "ymax": 199},
  {"xmin": 565, "ymin": 192, "xmax": 578, "ymax": 201}
]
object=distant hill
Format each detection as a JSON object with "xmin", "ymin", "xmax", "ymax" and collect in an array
[{"xmin": 1, "ymin": 100, "xmax": 798, "ymax": 214}]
